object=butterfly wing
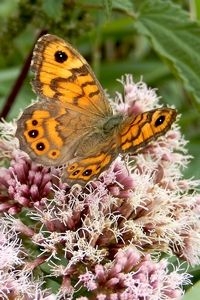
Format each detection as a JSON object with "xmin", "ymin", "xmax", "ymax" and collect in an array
[
  {"xmin": 65, "ymin": 152, "xmax": 116, "ymax": 185},
  {"xmin": 31, "ymin": 34, "xmax": 112, "ymax": 118},
  {"xmin": 16, "ymin": 100, "xmax": 98, "ymax": 165},
  {"xmin": 16, "ymin": 98, "xmax": 118, "ymax": 172},
  {"xmin": 16, "ymin": 34, "xmax": 113, "ymax": 166},
  {"xmin": 63, "ymin": 108, "xmax": 177, "ymax": 185},
  {"xmin": 119, "ymin": 108, "xmax": 177, "ymax": 153}
]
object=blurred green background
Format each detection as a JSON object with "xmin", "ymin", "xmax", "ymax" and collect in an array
[{"xmin": 0, "ymin": 0, "xmax": 200, "ymax": 180}]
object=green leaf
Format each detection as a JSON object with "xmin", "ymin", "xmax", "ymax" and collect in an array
[
  {"xmin": 76, "ymin": 0, "xmax": 134, "ymax": 15},
  {"xmin": 0, "ymin": 68, "xmax": 20, "ymax": 81},
  {"xmin": 103, "ymin": 0, "xmax": 112, "ymax": 18},
  {"xmin": 112, "ymin": 0, "xmax": 135, "ymax": 14},
  {"xmin": 134, "ymin": 0, "xmax": 200, "ymax": 108},
  {"xmin": 183, "ymin": 280, "xmax": 200, "ymax": 300},
  {"xmin": 0, "ymin": 1, "xmax": 18, "ymax": 16},
  {"xmin": 190, "ymin": 0, "xmax": 200, "ymax": 20},
  {"xmin": 41, "ymin": 0, "xmax": 64, "ymax": 22}
]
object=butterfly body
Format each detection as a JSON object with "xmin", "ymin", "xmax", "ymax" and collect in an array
[{"xmin": 16, "ymin": 34, "xmax": 177, "ymax": 185}]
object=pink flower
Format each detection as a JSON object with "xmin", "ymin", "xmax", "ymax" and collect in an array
[
  {"xmin": 0, "ymin": 150, "xmax": 54, "ymax": 214},
  {"xmin": 0, "ymin": 218, "xmax": 56, "ymax": 299},
  {"xmin": 77, "ymin": 248, "xmax": 190, "ymax": 299},
  {"xmin": 0, "ymin": 75, "xmax": 199, "ymax": 299}
]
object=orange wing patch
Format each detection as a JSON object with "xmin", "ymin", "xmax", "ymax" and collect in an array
[
  {"xmin": 22, "ymin": 108, "xmax": 64, "ymax": 161},
  {"xmin": 66, "ymin": 152, "xmax": 113, "ymax": 182},
  {"xmin": 120, "ymin": 108, "xmax": 177, "ymax": 152}
]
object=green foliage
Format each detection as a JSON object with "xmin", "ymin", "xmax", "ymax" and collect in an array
[
  {"xmin": 183, "ymin": 281, "xmax": 200, "ymax": 300},
  {"xmin": 135, "ymin": 1, "xmax": 200, "ymax": 107},
  {"xmin": 0, "ymin": 0, "xmax": 200, "ymax": 293}
]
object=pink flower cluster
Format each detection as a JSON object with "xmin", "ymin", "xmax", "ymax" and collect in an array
[
  {"xmin": 0, "ymin": 75, "xmax": 199, "ymax": 299},
  {"xmin": 77, "ymin": 248, "xmax": 190, "ymax": 300},
  {"xmin": 0, "ymin": 150, "xmax": 54, "ymax": 214}
]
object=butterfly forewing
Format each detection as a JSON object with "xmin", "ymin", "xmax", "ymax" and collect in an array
[{"xmin": 31, "ymin": 34, "xmax": 112, "ymax": 119}]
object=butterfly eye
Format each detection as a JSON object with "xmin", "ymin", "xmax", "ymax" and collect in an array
[
  {"xmin": 54, "ymin": 50, "xmax": 68, "ymax": 63},
  {"xmin": 155, "ymin": 115, "xmax": 165, "ymax": 127}
]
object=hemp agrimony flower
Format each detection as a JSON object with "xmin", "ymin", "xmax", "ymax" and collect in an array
[{"xmin": 0, "ymin": 75, "xmax": 199, "ymax": 299}]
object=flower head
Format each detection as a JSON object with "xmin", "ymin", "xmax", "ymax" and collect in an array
[
  {"xmin": 0, "ymin": 75, "xmax": 199, "ymax": 299},
  {"xmin": 0, "ymin": 149, "xmax": 56, "ymax": 214},
  {"xmin": 0, "ymin": 217, "xmax": 56, "ymax": 299},
  {"xmin": 77, "ymin": 248, "xmax": 191, "ymax": 300}
]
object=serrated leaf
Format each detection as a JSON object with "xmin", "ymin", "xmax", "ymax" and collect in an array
[
  {"xmin": 112, "ymin": 0, "xmax": 134, "ymax": 13},
  {"xmin": 75, "ymin": 0, "xmax": 134, "ymax": 14},
  {"xmin": 134, "ymin": 0, "xmax": 200, "ymax": 108}
]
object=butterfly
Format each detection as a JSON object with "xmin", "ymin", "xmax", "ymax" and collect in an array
[{"xmin": 16, "ymin": 34, "xmax": 177, "ymax": 185}]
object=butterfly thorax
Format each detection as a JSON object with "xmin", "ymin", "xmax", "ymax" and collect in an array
[{"xmin": 102, "ymin": 114, "xmax": 124, "ymax": 134}]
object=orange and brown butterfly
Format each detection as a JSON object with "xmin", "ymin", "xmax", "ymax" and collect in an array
[{"xmin": 16, "ymin": 34, "xmax": 177, "ymax": 185}]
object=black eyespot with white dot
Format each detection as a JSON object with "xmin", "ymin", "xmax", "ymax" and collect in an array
[
  {"xmin": 28, "ymin": 130, "xmax": 39, "ymax": 138},
  {"xmin": 54, "ymin": 50, "xmax": 68, "ymax": 63},
  {"xmin": 72, "ymin": 170, "xmax": 80, "ymax": 176},
  {"xmin": 155, "ymin": 115, "xmax": 165, "ymax": 127},
  {"xmin": 82, "ymin": 169, "xmax": 92, "ymax": 177},
  {"xmin": 36, "ymin": 142, "xmax": 45, "ymax": 151}
]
